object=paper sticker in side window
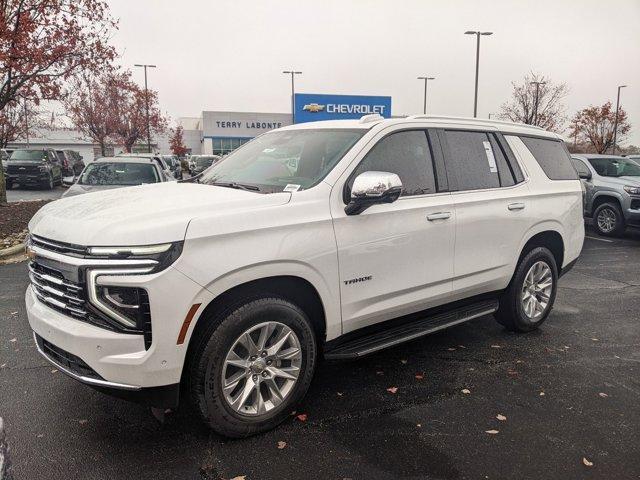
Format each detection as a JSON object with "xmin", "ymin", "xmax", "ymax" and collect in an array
[{"xmin": 483, "ymin": 140, "xmax": 498, "ymax": 173}]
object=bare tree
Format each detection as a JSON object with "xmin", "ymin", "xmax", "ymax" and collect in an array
[{"xmin": 499, "ymin": 73, "xmax": 569, "ymax": 132}]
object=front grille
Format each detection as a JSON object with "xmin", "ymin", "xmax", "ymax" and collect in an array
[
  {"xmin": 28, "ymin": 261, "xmax": 87, "ymax": 319},
  {"xmin": 35, "ymin": 334, "xmax": 102, "ymax": 380},
  {"xmin": 7, "ymin": 164, "xmax": 41, "ymax": 175}
]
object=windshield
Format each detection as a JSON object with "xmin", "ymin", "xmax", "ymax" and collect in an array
[
  {"xmin": 587, "ymin": 157, "xmax": 640, "ymax": 177},
  {"xmin": 9, "ymin": 150, "xmax": 47, "ymax": 162},
  {"xmin": 199, "ymin": 129, "xmax": 365, "ymax": 192},
  {"xmin": 79, "ymin": 162, "xmax": 160, "ymax": 186}
]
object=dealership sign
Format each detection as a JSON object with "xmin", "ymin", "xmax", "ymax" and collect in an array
[
  {"xmin": 202, "ymin": 111, "xmax": 293, "ymax": 138},
  {"xmin": 294, "ymin": 93, "xmax": 392, "ymax": 123}
]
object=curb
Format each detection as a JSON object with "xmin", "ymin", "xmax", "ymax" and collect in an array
[{"xmin": 0, "ymin": 243, "xmax": 25, "ymax": 259}]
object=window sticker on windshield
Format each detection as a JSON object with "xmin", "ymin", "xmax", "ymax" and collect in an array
[
  {"xmin": 283, "ymin": 184, "xmax": 301, "ymax": 192},
  {"xmin": 483, "ymin": 140, "xmax": 498, "ymax": 173}
]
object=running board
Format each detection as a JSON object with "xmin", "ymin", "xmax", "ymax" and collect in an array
[{"xmin": 324, "ymin": 300, "xmax": 499, "ymax": 360}]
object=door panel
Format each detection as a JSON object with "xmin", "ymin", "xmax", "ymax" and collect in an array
[{"xmin": 333, "ymin": 194, "xmax": 455, "ymax": 333}]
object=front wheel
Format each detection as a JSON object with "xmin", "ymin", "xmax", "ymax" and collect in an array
[
  {"xmin": 43, "ymin": 174, "xmax": 54, "ymax": 190},
  {"xmin": 188, "ymin": 297, "xmax": 317, "ymax": 438},
  {"xmin": 495, "ymin": 247, "xmax": 558, "ymax": 332},
  {"xmin": 593, "ymin": 202, "xmax": 625, "ymax": 237}
]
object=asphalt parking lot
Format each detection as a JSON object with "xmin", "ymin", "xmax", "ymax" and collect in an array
[{"xmin": 1, "ymin": 228, "xmax": 639, "ymax": 480}]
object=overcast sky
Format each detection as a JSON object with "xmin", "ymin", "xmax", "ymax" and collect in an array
[{"xmin": 106, "ymin": 0, "xmax": 640, "ymax": 145}]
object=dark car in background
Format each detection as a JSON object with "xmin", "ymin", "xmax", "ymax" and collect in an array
[
  {"xmin": 189, "ymin": 154, "xmax": 220, "ymax": 176},
  {"xmin": 5, "ymin": 148, "xmax": 62, "ymax": 190},
  {"xmin": 572, "ymin": 154, "xmax": 640, "ymax": 236},
  {"xmin": 55, "ymin": 149, "xmax": 85, "ymax": 177}
]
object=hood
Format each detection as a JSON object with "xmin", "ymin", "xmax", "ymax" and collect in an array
[
  {"xmin": 598, "ymin": 175, "xmax": 640, "ymax": 187},
  {"xmin": 62, "ymin": 183, "xmax": 124, "ymax": 198},
  {"xmin": 29, "ymin": 182, "xmax": 291, "ymax": 246}
]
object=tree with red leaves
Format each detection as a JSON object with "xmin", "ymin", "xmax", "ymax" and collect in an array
[
  {"xmin": 0, "ymin": 98, "xmax": 42, "ymax": 148},
  {"xmin": 169, "ymin": 125, "xmax": 188, "ymax": 157},
  {"xmin": 569, "ymin": 102, "xmax": 631, "ymax": 154},
  {"xmin": 111, "ymin": 72, "xmax": 167, "ymax": 153},
  {"xmin": 0, "ymin": 0, "xmax": 117, "ymax": 111}
]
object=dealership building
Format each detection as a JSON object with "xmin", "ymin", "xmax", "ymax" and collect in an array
[{"xmin": 195, "ymin": 93, "xmax": 392, "ymax": 156}]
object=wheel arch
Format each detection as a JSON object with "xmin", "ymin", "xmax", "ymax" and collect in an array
[
  {"xmin": 516, "ymin": 225, "xmax": 565, "ymax": 272},
  {"xmin": 591, "ymin": 192, "xmax": 623, "ymax": 214}
]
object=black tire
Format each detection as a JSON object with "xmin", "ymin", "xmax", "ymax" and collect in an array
[
  {"xmin": 42, "ymin": 174, "xmax": 54, "ymax": 190},
  {"xmin": 593, "ymin": 202, "xmax": 625, "ymax": 237},
  {"xmin": 495, "ymin": 247, "xmax": 558, "ymax": 332},
  {"xmin": 188, "ymin": 296, "xmax": 317, "ymax": 438}
]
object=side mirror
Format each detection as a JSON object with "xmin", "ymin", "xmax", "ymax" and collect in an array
[
  {"xmin": 578, "ymin": 170, "xmax": 592, "ymax": 180},
  {"xmin": 345, "ymin": 171, "xmax": 402, "ymax": 215}
]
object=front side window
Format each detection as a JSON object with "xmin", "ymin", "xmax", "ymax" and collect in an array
[
  {"xmin": 571, "ymin": 158, "xmax": 591, "ymax": 177},
  {"xmin": 444, "ymin": 130, "xmax": 502, "ymax": 191},
  {"xmin": 349, "ymin": 130, "xmax": 436, "ymax": 197},
  {"xmin": 79, "ymin": 162, "xmax": 160, "ymax": 186},
  {"xmin": 587, "ymin": 157, "xmax": 640, "ymax": 177},
  {"xmin": 199, "ymin": 129, "xmax": 365, "ymax": 193},
  {"xmin": 519, "ymin": 136, "xmax": 578, "ymax": 180}
]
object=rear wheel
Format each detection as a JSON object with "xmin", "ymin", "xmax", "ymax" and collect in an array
[
  {"xmin": 188, "ymin": 297, "xmax": 317, "ymax": 438},
  {"xmin": 495, "ymin": 247, "xmax": 558, "ymax": 332},
  {"xmin": 593, "ymin": 202, "xmax": 625, "ymax": 237}
]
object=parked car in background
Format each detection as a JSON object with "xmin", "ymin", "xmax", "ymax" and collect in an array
[
  {"xmin": 62, "ymin": 156, "xmax": 170, "ymax": 198},
  {"xmin": 5, "ymin": 148, "xmax": 62, "ymax": 190},
  {"xmin": 26, "ymin": 115, "xmax": 584, "ymax": 438},
  {"xmin": 571, "ymin": 154, "xmax": 640, "ymax": 236},
  {"xmin": 162, "ymin": 154, "xmax": 183, "ymax": 180},
  {"xmin": 117, "ymin": 153, "xmax": 175, "ymax": 181},
  {"xmin": 55, "ymin": 149, "xmax": 85, "ymax": 177},
  {"xmin": 189, "ymin": 154, "xmax": 220, "ymax": 176}
]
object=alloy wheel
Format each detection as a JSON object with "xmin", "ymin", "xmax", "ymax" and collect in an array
[
  {"xmin": 597, "ymin": 207, "xmax": 617, "ymax": 233},
  {"xmin": 520, "ymin": 261, "xmax": 553, "ymax": 320},
  {"xmin": 221, "ymin": 321, "xmax": 302, "ymax": 417}
]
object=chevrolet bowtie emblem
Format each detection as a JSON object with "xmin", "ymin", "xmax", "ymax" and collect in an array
[{"xmin": 302, "ymin": 103, "xmax": 325, "ymax": 113}]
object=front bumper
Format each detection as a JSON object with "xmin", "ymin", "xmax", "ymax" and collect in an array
[
  {"xmin": 7, "ymin": 173, "xmax": 48, "ymax": 185},
  {"xmin": 26, "ymin": 260, "xmax": 214, "ymax": 402}
]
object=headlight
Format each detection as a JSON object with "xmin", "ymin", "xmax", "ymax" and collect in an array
[
  {"xmin": 623, "ymin": 185, "xmax": 640, "ymax": 195},
  {"xmin": 86, "ymin": 241, "xmax": 183, "ymax": 273}
]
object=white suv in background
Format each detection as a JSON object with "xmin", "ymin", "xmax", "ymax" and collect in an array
[{"xmin": 25, "ymin": 115, "xmax": 584, "ymax": 437}]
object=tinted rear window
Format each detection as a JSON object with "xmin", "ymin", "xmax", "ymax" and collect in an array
[{"xmin": 519, "ymin": 136, "xmax": 577, "ymax": 180}]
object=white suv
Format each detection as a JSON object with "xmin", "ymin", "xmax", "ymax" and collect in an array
[{"xmin": 25, "ymin": 115, "xmax": 584, "ymax": 437}]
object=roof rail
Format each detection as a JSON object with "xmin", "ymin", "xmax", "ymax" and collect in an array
[
  {"xmin": 406, "ymin": 114, "xmax": 545, "ymax": 131},
  {"xmin": 359, "ymin": 114, "xmax": 384, "ymax": 124}
]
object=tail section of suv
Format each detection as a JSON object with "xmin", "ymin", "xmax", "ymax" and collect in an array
[
  {"xmin": 25, "ymin": 115, "xmax": 584, "ymax": 437},
  {"xmin": 571, "ymin": 154, "xmax": 640, "ymax": 236}
]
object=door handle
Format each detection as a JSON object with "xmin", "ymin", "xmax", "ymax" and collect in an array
[
  {"xmin": 427, "ymin": 212, "xmax": 452, "ymax": 221},
  {"xmin": 508, "ymin": 203, "xmax": 526, "ymax": 211}
]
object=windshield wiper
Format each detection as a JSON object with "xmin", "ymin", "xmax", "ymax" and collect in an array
[{"xmin": 211, "ymin": 181, "xmax": 260, "ymax": 192}]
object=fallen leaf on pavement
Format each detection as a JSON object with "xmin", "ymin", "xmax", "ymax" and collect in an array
[
  {"xmin": 591, "ymin": 338, "xmax": 598, "ymax": 341},
  {"xmin": 336, "ymin": 392, "xmax": 343, "ymax": 396},
  {"xmin": 10, "ymin": 311, "xmax": 17, "ymax": 315},
  {"xmin": 50, "ymin": 369, "xmax": 57, "ymax": 374},
  {"xmin": 461, "ymin": 388, "xmax": 471, "ymax": 394},
  {"xmin": 376, "ymin": 370, "xmax": 384, "ymax": 375},
  {"xmin": 415, "ymin": 373, "xmax": 424, "ymax": 380},
  {"xmin": 0, "ymin": 364, "xmax": 6, "ymax": 368},
  {"xmin": 598, "ymin": 392, "xmax": 608, "ymax": 398},
  {"xmin": 496, "ymin": 414, "xmax": 507, "ymax": 421},
  {"xmin": 491, "ymin": 345, "xmax": 501, "ymax": 349},
  {"xmin": 296, "ymin": 413, "xmax": 308, "ymax": 422},
  {"xmin": 447, "ymin": 347, "xmax": 456, "ymax": 351},
  {"xmin": 485, "ymin": 430, "xmax": 499, "ymax": 434},
  {"xmin": 386, "ymin": 386, "xmax": 398, "ymax": 394},
  {"xmin": 582, "ymin": 457, "xmax": 593, "ymax": 467},
  {"xmin": 458, "ymin": 345, "xmax": 466, "ymax": 349},
  {"xmin": 230, "ymin": 476, "xmax": 246, "ymax": 480},
  {"xmin": 36, "ymin": 434, "xmax": 43, "ymax": 438},
  {"xmin": 539, "ymin": 392, "xmax": 545, "ymax": 396},
  {"xmin": 9, "ymin": 338, "xmax": 16, "ymax": 343},
  {"xmin": 416, "ymin": 423, "xmax": 422, "ymax": 428},
  {"xmin": 507, "ymin": 368, "xmax": 518, "ymax": 376},
  {"xmin": 400, "ymin": 359, "xmax": 407, "ymax": 364},
  {"xmin": 78, "ymin": 419, "xmax": 88, "ymax": 425},
  {"xmin": 277, "ymin": 441, "xmax": 287, "ymax": 449}
]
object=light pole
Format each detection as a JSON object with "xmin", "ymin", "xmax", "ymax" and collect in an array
[
  {"xmin": 530, "ymin": 81, "xmax": 546, "ymax": 126},
  {"xmin": 464, "ymin": 30, "xmax": 493, "ymax": 118},
  {"xmin": 612, "ymin": 84, "xmax": 627, "ymax": 155},
  {"xmin": 417, "ymin": 76, "xmax": 435, "ymax": 114},
  {"xmin": 282, "ymin": 70, "xmax": 302, "ymax": 124},
  {"xmin": 134, "ymin": 63, "xmax": 157, "ymax": 153}
]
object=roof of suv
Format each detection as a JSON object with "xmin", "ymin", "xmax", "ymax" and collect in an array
[{"xmin": 277, "ymin": 114, "xmax": 561, "ymax": 140}]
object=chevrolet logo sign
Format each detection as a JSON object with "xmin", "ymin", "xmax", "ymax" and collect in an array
[{"xmin": 302, "ymin": 103, "xmax": 325, "ymax": 113}]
